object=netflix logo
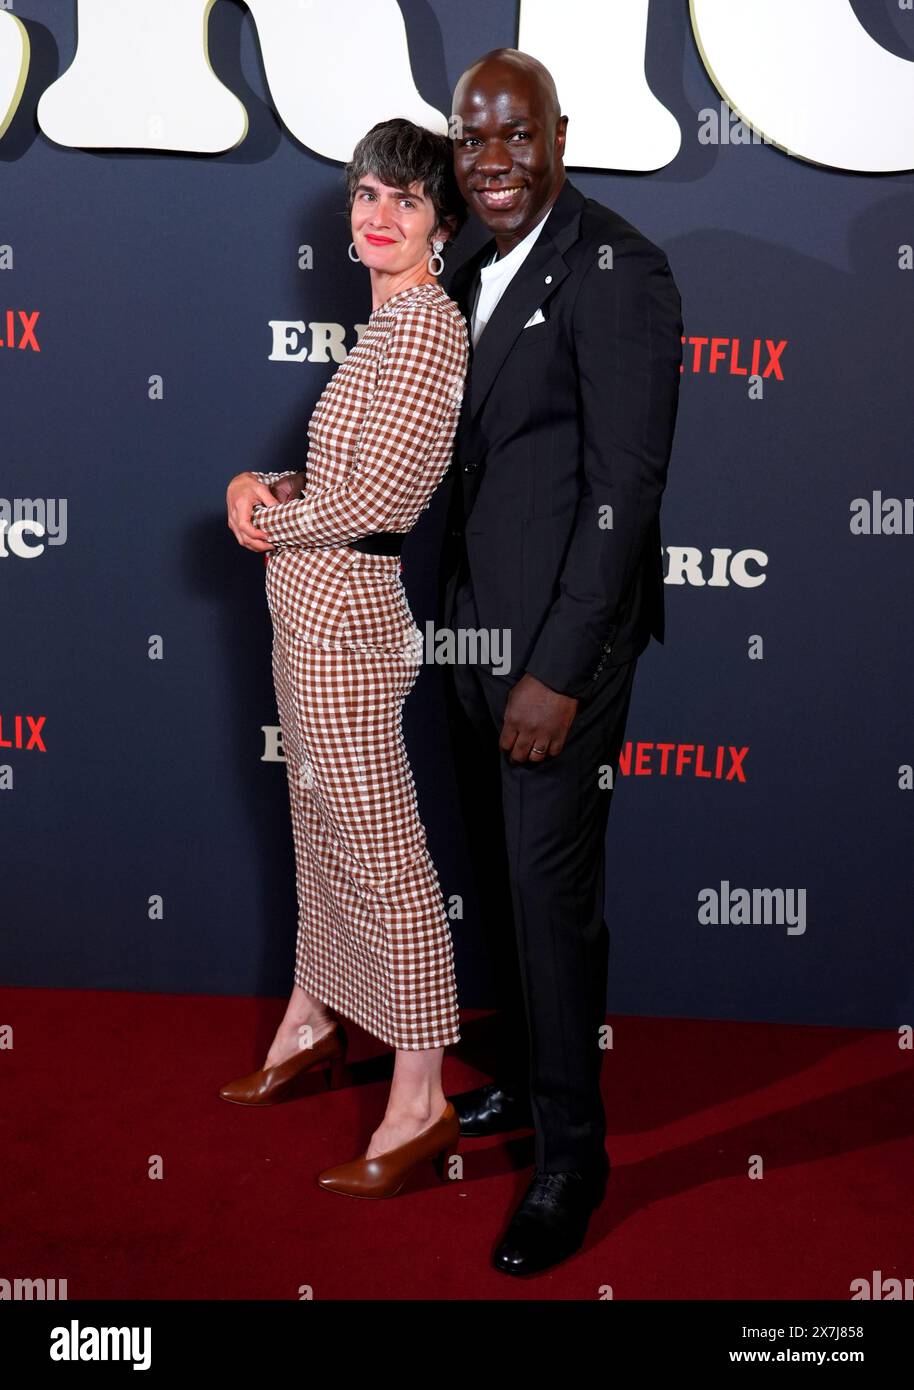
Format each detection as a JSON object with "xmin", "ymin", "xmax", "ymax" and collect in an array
[
  {"xmin": 0, "ymin": 715, "xmax": 47, "ymax": 751},
  {"xmin": 0, "ymin": 310, "xmax": 41, "ymax": 352},
  {"xmin": 618, "ymin": 743, "xmax": 748, "ymax": 781},
  {"xmin": 681, "ymin": 337, "xmax": 786, "ymax": 379}
]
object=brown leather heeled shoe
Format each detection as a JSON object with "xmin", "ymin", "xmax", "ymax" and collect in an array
[
  {"xmin": 316, "ymin": 1101, "xmax": 460, "ymax": 1199},
  {"xmin": 218, "ymin": 1022, "xmax": 348, "ymax": 1106}
]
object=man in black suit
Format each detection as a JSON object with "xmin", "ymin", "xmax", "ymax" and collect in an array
[{"xmin": 438, "ymin": 49, "xmax": 683, "ymax": 1275}]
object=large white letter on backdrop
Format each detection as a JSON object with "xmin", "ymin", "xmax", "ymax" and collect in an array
[
  {"xmin": 517, "ymin": 0, "xmax": 681, "ymax": 171},
  {"xmin": 691, "ymin": 0, "xmax": 914, "ymax": 173},
  {"xmin": 37, "ymin": 0, "xmax": 246, "ymax": 151},
  {"xmin": 244, "ymin": 0, "xmax": 446, "ymax": 157}
]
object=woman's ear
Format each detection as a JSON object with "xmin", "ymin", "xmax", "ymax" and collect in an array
[{"xmin": 436, "ymin": 213, "xmax": 459, "ymax": 247}]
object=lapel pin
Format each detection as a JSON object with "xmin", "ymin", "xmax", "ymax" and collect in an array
[{"xmin": 545, "ymin": 275, "xmax": 553, "ymax": 284}]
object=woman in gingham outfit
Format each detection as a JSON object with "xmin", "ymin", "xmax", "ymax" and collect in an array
[{"xmin": 223, "ymin": 121, "xmax": 468, "ymax": 1198}]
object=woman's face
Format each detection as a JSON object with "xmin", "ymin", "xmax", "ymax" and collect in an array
[{"xmin": 350, "ymin": 171, "xmax": 445, "ymax": 274}]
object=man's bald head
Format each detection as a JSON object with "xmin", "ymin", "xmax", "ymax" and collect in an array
[
  {"xmin": 454, "ymin": 48, "xmax": 561, "ymax": 128},
  {"xmin": 451, "ymin": 48, "xmax": 567, "ymax": 252}
]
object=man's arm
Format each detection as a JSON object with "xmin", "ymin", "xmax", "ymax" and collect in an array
[{"xmin": 523, "ymin": 238, "xmax": 683, "ymax": 698}]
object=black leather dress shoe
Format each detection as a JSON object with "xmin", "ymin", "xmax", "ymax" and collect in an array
[
  {"xmin": 493, "ymin": 1158, "xmax": 610, "ymax": 1276},
  {"xmin": 449, "ymin": 1082, "xmax": 534, "ymax": 1137}
]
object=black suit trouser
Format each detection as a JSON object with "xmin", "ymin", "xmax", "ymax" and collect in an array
[{"xmin": 443, "ymin": 576, "xmax": 638, "ymax": 1173}]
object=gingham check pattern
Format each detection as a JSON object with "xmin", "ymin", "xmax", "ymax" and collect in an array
[{"xmin": 252, "ymin": 283, "xmax": 468, "ymax": 1050}]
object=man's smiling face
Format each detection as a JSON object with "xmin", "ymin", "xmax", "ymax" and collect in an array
[{"xmin": 451, "ymin": 63, "xmax": 567, "ymax": 253}]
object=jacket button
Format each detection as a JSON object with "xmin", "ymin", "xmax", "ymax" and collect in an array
[{"xmin": 463, "ymin": 460, "xmax": 478, "ymax": 473}]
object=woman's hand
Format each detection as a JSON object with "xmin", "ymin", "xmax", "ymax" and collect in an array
[{"xmin": 226, "ymin": 472, "xmax": 278, "ymax": 552}]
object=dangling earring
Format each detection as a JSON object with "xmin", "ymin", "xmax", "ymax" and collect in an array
[
  {"xmin": 348, "ymin": 241, "xmax": 361, "ymax": 263},
  {"xmin": 427, "ymin": 238, "xmax": 445, "ymax": 276}
]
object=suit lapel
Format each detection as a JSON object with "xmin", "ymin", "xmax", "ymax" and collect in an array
[{"xmin": 467, "ymin": 180, "xmax": 585, "ymax": 420}]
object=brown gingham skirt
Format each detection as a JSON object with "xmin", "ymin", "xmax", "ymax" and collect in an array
[{"xmin": 268, "ymin": 558, "xmax": 461, "ymax": 1051}]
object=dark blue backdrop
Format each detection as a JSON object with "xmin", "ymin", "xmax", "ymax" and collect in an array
[{"xmin": 3, "ymin": 0, "xmax": 912, "ymax": 1029}]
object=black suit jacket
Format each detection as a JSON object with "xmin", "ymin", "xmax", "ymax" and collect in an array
[{"xmin": 437, "ymin": 177, "xmax": 683, "ymax": 700}]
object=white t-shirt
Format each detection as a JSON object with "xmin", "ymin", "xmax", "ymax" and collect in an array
[{"xmin": 471, "ymin": 208, "xmax": 551, "ymax": 348}]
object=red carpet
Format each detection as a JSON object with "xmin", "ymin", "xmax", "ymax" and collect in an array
[{"xmin": 2, "ymin": 987, "xmax": 911, "ymax": 1300}]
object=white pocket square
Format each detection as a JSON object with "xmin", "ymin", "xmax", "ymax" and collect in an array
[{"xmin": 523, "ymin": 307, "xmax": 546, "ymax": 328}]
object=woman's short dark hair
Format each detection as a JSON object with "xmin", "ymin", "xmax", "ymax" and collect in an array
[{"xmin": 345, "ymin": 118, "xmax": 467, "ymax": 243}]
